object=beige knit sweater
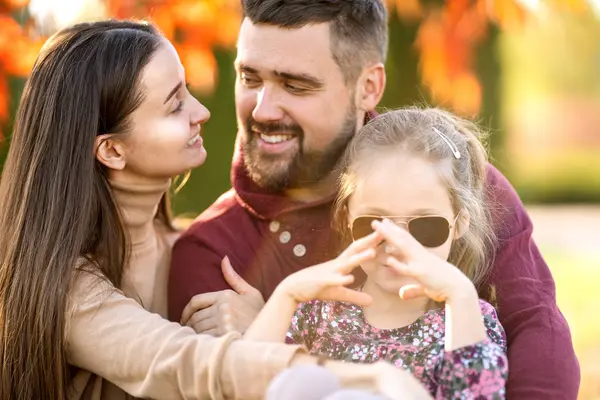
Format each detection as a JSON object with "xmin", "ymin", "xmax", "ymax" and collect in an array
[{"xmin": 65, "ymin": 178, "xmax": 303, "ymax": 399}]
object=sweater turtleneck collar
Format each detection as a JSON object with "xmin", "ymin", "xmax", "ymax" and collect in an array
[{"xmin": 108, "ymin": 178, "xmax": 171, "ymax": 251}]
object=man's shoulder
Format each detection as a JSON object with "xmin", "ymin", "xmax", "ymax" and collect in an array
[
  {"xmin": 178, "ymin": 188, "xmax": 256, "ymax": 242},
  {"xmin": 484, "ymin": 163, "xmax": 532, "ymax": 237},
  {"xmin": 485, "ymin": 163, "xmax": 517, "ymax": 202}
]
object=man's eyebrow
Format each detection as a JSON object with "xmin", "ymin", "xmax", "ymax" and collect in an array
[
  {"xmin": 236, "ymin": 63, "xmax": 259, "ymax": 74},
  {"xmin": 236, "ymin": 63, "xmax": 323, "ymax": 87},
  {"xmin": 274, "ymin": 70, "xmax": 324, "ymax": 87}
]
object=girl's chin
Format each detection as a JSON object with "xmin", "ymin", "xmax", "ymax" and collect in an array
[{"xmin": 375, "ymin": 277, "xmax": 420, "ymax": 295}]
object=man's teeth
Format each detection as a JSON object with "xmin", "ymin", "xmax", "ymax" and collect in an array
[
  {"xmin": 259, "ymin": 133, "xmax": 294, "ymax": 144},
  {"xmin": 187, "ymin": 134, "xmax": 201, "ymax": 146}
]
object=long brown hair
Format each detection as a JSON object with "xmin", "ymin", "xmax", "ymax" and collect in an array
[
  {"xmin": 0, "ymin": 20, "xmax": 169, "ymax": 399},
  {"xmin": 333, "ymin": 107, "xmax": 497, "ymax": 298}
]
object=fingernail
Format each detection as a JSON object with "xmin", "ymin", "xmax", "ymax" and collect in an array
[
  {"xmin": 399, "ymin": 287, "xmax": 406, "ymax": 299},
  {"xmin": 384, "ymin": 244, "xmax": 395, "ymax": 254}
]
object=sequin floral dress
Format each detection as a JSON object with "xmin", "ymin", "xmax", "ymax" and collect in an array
[{"xmin": 286, "ymin": 299, "xmax": 508, "ymax": 399}]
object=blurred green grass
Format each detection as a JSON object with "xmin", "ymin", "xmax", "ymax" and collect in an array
[{"xmin": 543, "ymin": 249, "xmax": 600, "ymax": 400}]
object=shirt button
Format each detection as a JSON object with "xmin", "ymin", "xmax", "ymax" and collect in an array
[
  {"xmin": 269, "ymin": 221, "xmax": 280, "ymax": 232},
  {"xmin": 279, "ymin": 231, "xmax": 291, "ymax": 244},
  {"xmin": 293, "ymin": 244, "xmax": 306, "ymax": 257}
]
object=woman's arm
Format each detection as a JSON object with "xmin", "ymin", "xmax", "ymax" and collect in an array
[
  {"xmin": 243, "ymin": 287, "xmax": 300, "ymax": 343},
  {"xmin": 67, "ymin": 270, "xmax": 432, "ymax": 400},
  {"xmin": 66, "ymin": 271, "xmax": 304, "ymax": 400}
]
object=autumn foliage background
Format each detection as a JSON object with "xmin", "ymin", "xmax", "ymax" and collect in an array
[
  {"xmin": 1, "ymin": 0, "xmax": 600, "ymax": 398},
  {"xmin": 0, "ymin": 0, "xmax": 532, "ymax": 138}
]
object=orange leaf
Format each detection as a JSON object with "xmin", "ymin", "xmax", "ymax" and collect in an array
[
  {"xmin": 3, "ymin": 37, "xmax": 44, "ymax": 76},
  {"xmin": 0, "ymin": 72, "xmax": 8, "ymax": 122},
  {"xmin": 105, "ymin": 0, "xmax": 143, "ymax": 19},
  {"xmin": 212, "ymin": 11, "xmax": 241, "ymax": 48},
  {"xmin": 450, "ymin": 72, "xmax": 482, "ymax": 116},
  {"xmin": 395, "ymin": 0, "xmax": 423, "ymax": 20},
  {"xmin": 446, "ymin": 0, "xmax": 471, "ymax": 26},
  {"xmin": 172, "ymin": 0, "xmax": 242, "ymax": 47},
  {"xmin": 180, "ymin": 24, "xmax": 218, "ymax": 49},
  {"xmin": 416, "ymin": 14, "xmax": 446, "ymax": 81},
  {"xmin": 484, "ymin": 0, "xmax": 528, "ymax": 30},
  {"xmin": 172, "ymin": 1, "xmax": 218, "ymax": 32},
  {"xmin": 149, "ymin": 5, "xmax": 176, "ymax": 41},
  {"xmin": 445, "ymin": 33, "xmax": 472, "ymax": 77},
  {"xmin": 0, "ymin": 15, "xmax": 24, "ymax": 59},
  {"xmin": 176, "ymin": 44, "xmax": 217, "ymax": 94},
  {"xmin": 3, "ymin": 0, "xmax": 28, "ymax": 11}
]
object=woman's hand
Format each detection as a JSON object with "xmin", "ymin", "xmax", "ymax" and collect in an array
[
  {"xmin": 373, "ymin": 219, "xmax": 476, "ymax": 303},
  {"xmin": 275, "ymin": 230, "xmax": 382, "ymax": 306}
]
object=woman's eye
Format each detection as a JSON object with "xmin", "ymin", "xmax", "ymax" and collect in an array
[{"xmin": 172, "ymin": 100, "xmax": 184, "ymax": 114}]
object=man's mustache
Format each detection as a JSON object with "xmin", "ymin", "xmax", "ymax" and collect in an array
[{"xmin": 246, "ymin": 118, "xmax": 303, "ymax": 136}]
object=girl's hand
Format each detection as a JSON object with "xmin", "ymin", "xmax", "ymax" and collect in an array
[
  {"xmin": 275, "ymin": 231, "xmax": 382, "ymax": 305},
  {"xmin": 373, "ymin": 219, "xmax": 477, "ymax": 303}
]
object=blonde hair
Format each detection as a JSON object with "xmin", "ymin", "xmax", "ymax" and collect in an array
[{"xmin": 333, "ymin": 107, "xmax": 497, "ymax": 296}]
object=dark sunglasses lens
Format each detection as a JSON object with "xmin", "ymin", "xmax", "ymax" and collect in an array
[
  {"xmin": 408, "ymin": 216, "xmax": 450, "ymax": 248},
  {"xmin": 351, "ymin": 217, "xmax": 380, "ymax": 240}
]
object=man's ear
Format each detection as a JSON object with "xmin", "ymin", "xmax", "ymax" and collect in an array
[
  {"xmin": 355, "ymin": 62, "xmax": 386, "ymax": 112},
  {"xmin": 454, "ymin": 210, "xmax": 470, "ymax": 240},
  {"xmin": 95, "ymin": 134, "xmax": 126, "ymax": 170}
]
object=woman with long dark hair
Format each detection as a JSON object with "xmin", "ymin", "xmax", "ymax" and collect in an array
[{"xmin": 0, "ymin": 20, "xmax": 425, "ymax": 400}]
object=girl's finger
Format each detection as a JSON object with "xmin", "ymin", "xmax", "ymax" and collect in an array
[
  {"xmin": 340, "ymin": 230, "xmax": 383, "ymax": 258},
  {"xmin": 385, "ymin": 256, "xmax": 420, "ymax": 279},
  {"xmin": 372, "ymin": 219, "xmax": 423, "ymax": 261},
  {"xmin": 335, "ymin": 248, "xmax": 376, "ymax": 274},
  {"xmin": 323, "ymin": 273, "xmax": 355, "ymax": 287},
  {"xmin": 321, "ymin": 287, "xmax": 373, "ymax": 306},
  {"xmin": 399, "ymin": 284, "xmax": 426, "ymax": 300}
]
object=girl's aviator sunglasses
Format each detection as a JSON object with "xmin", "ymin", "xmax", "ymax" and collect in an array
[{"xmin": 350, "ymin": 213, "xmax": 461, "ymax": 248}]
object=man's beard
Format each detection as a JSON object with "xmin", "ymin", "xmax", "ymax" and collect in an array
[{"xmin": 241, "ymin": 105, "xmax": 357, "ymax": 193}]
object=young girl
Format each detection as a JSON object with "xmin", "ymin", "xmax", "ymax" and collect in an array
[{"xmin": 243, "ymin": 107, "xmax": 509, "ymax": 398}]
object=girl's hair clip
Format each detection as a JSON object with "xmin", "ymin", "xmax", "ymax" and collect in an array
[{"xmin": 432, "ymin": 127, "xmax": 461, "ymax": 159}]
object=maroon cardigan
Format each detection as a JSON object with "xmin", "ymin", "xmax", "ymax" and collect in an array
[{"xmin": 169, "ymin": 120, "xmax": 579, "ymax": 399}]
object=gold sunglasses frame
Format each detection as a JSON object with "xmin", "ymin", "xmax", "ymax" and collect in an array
[{"xmin": 349, "ymin": 213, "xmax": 461, "ymax": 245}]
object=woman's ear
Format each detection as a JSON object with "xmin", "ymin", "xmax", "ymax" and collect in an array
[
  {"xmin": 453, "ymin": 210, "xmax": 470, "ymax": 240},
  {"xmin": 95, "ymin": 134, "xmax": 126, "ymax": 170}
]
